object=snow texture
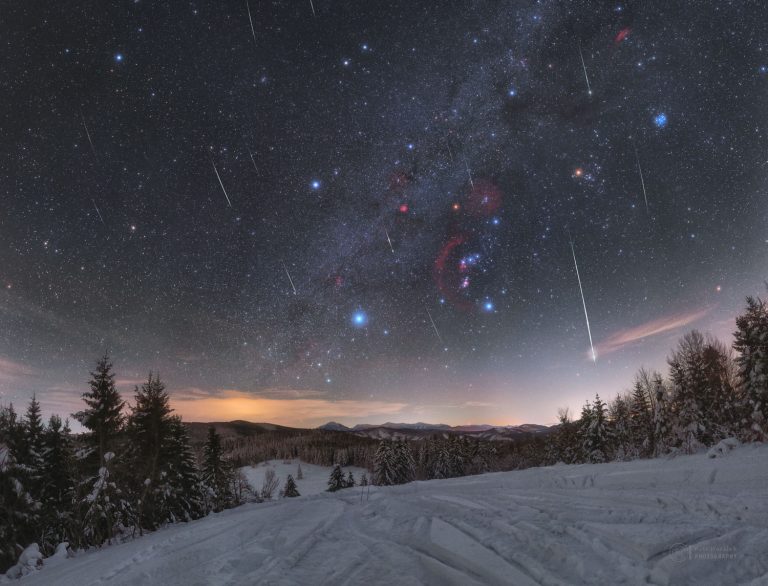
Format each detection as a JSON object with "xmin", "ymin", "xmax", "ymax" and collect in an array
[{"xmin": 9, "ymin": 445, "xmax": 768, "ymax": 585}]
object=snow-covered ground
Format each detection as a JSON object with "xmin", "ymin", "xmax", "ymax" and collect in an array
[
  {"xmin": 240, "ymin": 459, "xmax": 369, "ymax": 498},
  {"xmin": 11, "ymin": 444, "xmax": 768, "ymax": 585}
]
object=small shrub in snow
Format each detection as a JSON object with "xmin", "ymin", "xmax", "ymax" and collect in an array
[{"xmin": 707, "ymin": 437, "xmax": 740, "ymax": 458}]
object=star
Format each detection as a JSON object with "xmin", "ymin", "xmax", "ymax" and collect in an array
[
  {"xmin": 114, "ymin": 53, "xmax": 124, "ymax": 62},
  {"xmin": 352, "ymin": 310, "xmax": 368, "ymax": 327},
  {"xmin": 653, "ymin": 112, "xmax": 668, "ymax": 128},
  {"xmin": 311, "ymin": 180, "xmax": 321, "ymax": 190}
]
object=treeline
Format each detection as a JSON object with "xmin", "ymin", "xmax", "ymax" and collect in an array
[
  {"xmin": 501, "ymin": 293, "xmax": 768, "ymax": 470},
  {"xmin": 217, "ymin": 428, "xmax": 378, "ymax": 470},
  {"xmin": 373, "ymin": 435, "xmax": 497, "ymax": 485},
  {"xmin": 0, "ymin": 356, "xmax": 241, "ymax": 575}
]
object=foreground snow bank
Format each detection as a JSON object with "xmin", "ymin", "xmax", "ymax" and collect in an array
[{"xmin": 10, "ymin": 444, "xmax": 768, "ymax": 585}]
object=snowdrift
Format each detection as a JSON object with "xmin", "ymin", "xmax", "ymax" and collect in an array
[{"xmin": 10, "ymin": 444, "xmax": 768, "ymax": 585}]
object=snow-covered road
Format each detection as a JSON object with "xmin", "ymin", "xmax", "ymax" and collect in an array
[{"xmin": 15, "ymin": 443, "xmax": 768, "ymax": 585}]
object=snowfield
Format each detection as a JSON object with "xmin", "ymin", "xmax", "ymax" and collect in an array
[
  {"xmin": 11, "ymin": 444, "xmax": 768, "ymax": 585},
  {"xmin": 240, "ymin": 460, "xmax": 369, "ymax": 498}
]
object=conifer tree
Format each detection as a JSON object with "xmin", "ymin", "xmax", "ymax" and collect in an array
[
  {"xmin": 359, "ymin": 472, "xmax": 368, "ymax": 486},
  {"xmin": 127, "ymin": 373, "xmax": 174, "ymax": 530},
  {"xmin": 733, "ymin": 295, "xmax": 768, "ymax": 440},
  {"xmin": 40, "ymin": 415, "xmax": 76, "ymax": 554},
  {"xmin": 581, "ymin": 395, "xmax": 610, "ymax": 463},
  {"xmin": 296, "ymin": 462, "xmax": 303, "ymax": 480},
  {"xmin": 629, "ymin": 375, "xmax": 654, "ymax": 457},
  {"xmin": 653, "ymin": 375, "xmax": 672, "ymax": 456},
  {"xmin": 0, "ymin": 404, "xmax": 39, "ymax": 572},
  {"xmin": 345, "ymin": 470, "xmax": 355, "ymax": 488},
  {"xmin": 373, "ymin": 440, "xmax": 395, "ymax": 485},
  {"xmin": 202, "ymin": 426, "xmax": 233, "ymax": 512},
  {"xmin": 283, "ymin": 474, "xmax": 300, "ymax": 498},
  {"xmin": 74, "ymin": 354, "xmax": 125, "ymax": 469},
  {"xmin": 327, "ymin": 464, "xmax": 345, "ymax": 491},
  {"xmin": 164, "ymin": 416, "xmax": 204, "ymax": 522}
]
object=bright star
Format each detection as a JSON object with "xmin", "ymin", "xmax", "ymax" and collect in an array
[
  {"xmin": 653, "ymin": 112, "xmax": 668, "ymax": 128},
  {"xmin": 482, "ymin": 301, "xmax": 494, "ymax": 312},
  {"xmin": 352, "ymin": 310, "xmax": 368, "ymax": 327},
  {"xmin": 115, "ymin": 53, "xmax": 124, "ymax": 62},
  {"xmin": 311, "ymin": 180, "xmax": 321, "ymax": 190}
]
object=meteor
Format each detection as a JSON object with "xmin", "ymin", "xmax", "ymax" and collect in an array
[
  {"xmin": 282, "ymin": 262, "xmax": 297, "ymax": 295},
  {"xmin": 211, "ymin": 158, "xmax": 232, "ymax": 207},
  {"xmin": 569, "ymin": 238, "xmax": 597, "ymax": 363},
  {"xmin": 246, "ymin": 0, "xmax": 257, "ymax": 45},
  {"xmin": 633, "ymin": 144, "xmax": 649, "ymax": 214},
  {"xmin": 578, "ymin": 41, "xmax": 592, "ymax": 96},
  {"xmin": 384, "ymin": 228, "xmax": 395, "ymax": 254},
  {"xmin": 425, "ymin": 306, "xmax": 444, "ymax": 344}
]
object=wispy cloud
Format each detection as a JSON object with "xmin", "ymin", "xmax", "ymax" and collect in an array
[
  {"xmin": 0, "ymin": 357, "xmax": 36, "ymax": 382},
  {"xmin": 596, "ymin": 307, "xmax": 711, "ymax": 356}
]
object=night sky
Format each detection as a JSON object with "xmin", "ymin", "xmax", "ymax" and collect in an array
[{"xmin": 2, "ymin": 1, "xmax": 767, "ymax": 428}]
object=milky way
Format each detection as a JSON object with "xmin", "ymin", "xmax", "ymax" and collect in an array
[{"xmin": 1, "ymin": 1, "xmax": 767, "ymax": 425}]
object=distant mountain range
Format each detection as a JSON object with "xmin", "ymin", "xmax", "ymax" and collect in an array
[
  {"xmin": 184, "ymin": 419, "xmax": 553, "ymax": 445},
  {"xmin": 318, "ymin": 421, "xmax": 553, "ymax": 441}
]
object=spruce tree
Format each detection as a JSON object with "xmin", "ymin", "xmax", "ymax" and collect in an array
[
  {"xmin": 283, "ymin": 474, "xmax": 300, "ymax": 498},
  {"xmin": 164, "ymin": 416, "xmax": 205, "ymax": 522},
  {"xmin": 581, "ymin": 396, "xmax": 610, "ymax": 463},
  {"xmin": 653, "ymin": 375, "xmax": 672, "ymax": 456},
  {"xmin": 202, "ymin": 426, "xmax": 233, "ymax": 512},
  {"xmin": 373, "ymin": 440, "xmax": 395, "ymax": 485},
  {"xmin": 0, "ymin": 404, "xmax": 39, "ymax": 572},
  {"xmin": 345, "ymin": 471, "xmax": 355, "ymax": 488},
  {"xmin": 127, "ymin": 373, "xmax": 174, "ymax": 530},
  {"xmin": 296, "ymin": 462, "xmax": 303, "ymax": 480},
  {"xmin": 74, "ymin": 354, "xmax": 125, "ymax": 469},
  {"xmin": 327, "ymin": 464, "xmax": 345, "ymax": 491},
  {"xmin": 629, "ymin": 376, "xmax": 653, "ymax": 457},
  {"xmin": 733, "ymin": 295, "xmax": 768, "ymax": 440},
  {"xmin": 359, "ymin": 472, "xmax": 368, "ymax": 486},
  {"xmin": 40, "ymin": 415, "xmax": 76, "ymax": 554}
]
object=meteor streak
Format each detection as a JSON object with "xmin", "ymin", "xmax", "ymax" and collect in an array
[
  {"xmin": 633, "ymin": 144, "xmax": 649, "ymax": 214},
  {"xmin": 569, "ymin": 239, "xmax": 597, "ymax": 363},
  {"xmin": 211, "ymin": 159, "xmax": 232, "ymax": 207},
  {"xmin": 385, "ymin": 228, "xmax": 395, "ymax": 254},
  {"xmin": 578, "ymin": 41, "xmax": 592, "ymax": 96},
  {"xmin": 246, "ymin": 0, "xmax": 257, "ymax": 44},
  {"xmin": 425, "ymin": 306, "xmax": 444, "ymax": 344},
  {"xmin": 282, "ymin": 262, "xmax": 297, "ymax": 295}
]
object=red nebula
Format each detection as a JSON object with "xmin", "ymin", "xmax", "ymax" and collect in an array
[
  {"xmin": 465, "ymin": 179, "xmax": 502, "ymax": 217},
  {"xmin": 398, "ymin": 203, "xmax": 409, "ymax": 213},
  {"xmin": 433, "ymin": 235, "xmax": 473, "ymax": 310},
  {"xmin": 614, "ymin": 27, "xmax": 631, "ymax": 44}
]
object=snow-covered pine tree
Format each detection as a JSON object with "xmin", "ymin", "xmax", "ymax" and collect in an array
[
  {"xmin": 608, "ymin": 394, "xmax": 632, "ymax": 461},
  {"xmin": 373, "ymin": 440, "xmax": 395, "ymax": 485},
  {"xmin": 582, "ymin": 395, "xmax": 610, "ymax": 463},
  {"xmin": 327, "ymin": 464, "xmax": 345, "ymax": 491},
  {"xmin": 345, "ymin": 471, "xmax": 355, "ymax": 488},
  {"xmin": 39, "ymin": 415, "xmax": 76, "ymax": 555},
  {"xmin": 653, "ymin": 374, "xmax": 672, "ymax": 456},
  {"xmin": 359, "ymin": 472, "xmax": 368, "ymax": 486},
  {"xmin": 164, "ymin": 416, "xmax": 205, "ymax": 522},
  {"xmin": 283, "ymin": 474, "xmax": 300, "ymax": 497},
  {"xmin": 733, "ymin": 295, "xmax": 768, "ymax": 440},
  {"xmin": 668, "ymin": 331, "xmax": 707, "ymax": 452},
  {"xmin": 296, "ymin": 462, "xmax": 303, "ymax": 480},
  {"xmin": 202, "ymin": 426, "xmax": 234, "ymax": 512},
  {"xmin": 629, "ymin": 374, "xmax": 654, "ymax": 458},
  {"xmin": 0, "ymin": 404, "xmax": 40, "ymax": 573},
  {"xmin": 74, "ymin": 354, "xmax": 125, "ymax": 470},
  {"xmin": 393, "ymin": 440, "xmax": 416, "ymax": 484},
  {"xmin": 126, "ymin": 373, "xmax": 175, "ymax": 531}
]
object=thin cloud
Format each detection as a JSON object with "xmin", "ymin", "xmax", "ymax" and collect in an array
[
  {"xmin": 596, "ymin": 307, "xmax": 711, "ymax": 356},
  {"xmin": 0, "ymin": 357, "xmax": 36, "ymax": 382}
]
